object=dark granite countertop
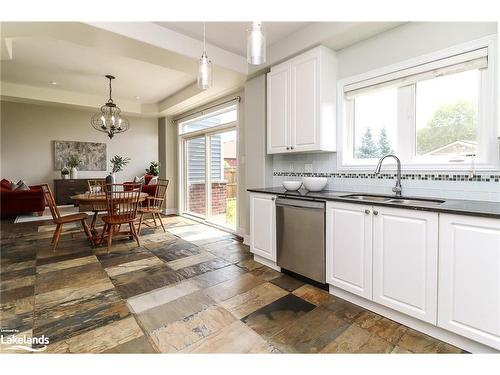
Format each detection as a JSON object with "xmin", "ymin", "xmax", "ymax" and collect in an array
[{"xmin": 247, "ymin": 187, "xmax": 500, "ymax": 219}]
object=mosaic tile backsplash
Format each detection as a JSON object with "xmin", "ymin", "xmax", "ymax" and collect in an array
[{"xmin": 272, "ymin": 153, "xmax": 500, "ymax": 202}]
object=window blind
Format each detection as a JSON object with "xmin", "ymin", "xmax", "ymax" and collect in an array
[{"xmin": 344, "ymin": 47, "xmax": 488, "ymax": 99}]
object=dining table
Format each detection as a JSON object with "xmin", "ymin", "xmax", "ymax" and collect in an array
[{"xmin": 71, "ymin": 191, "xmax": 148, "ymax": 241}]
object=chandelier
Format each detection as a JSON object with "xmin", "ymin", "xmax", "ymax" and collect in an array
[{"xmin": 91, "ymin": 75, "xmax": 130, "ymax": 139}]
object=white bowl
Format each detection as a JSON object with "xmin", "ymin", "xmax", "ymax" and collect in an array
[
  {"xmin": 302, "ymin": 177, "xmax": 328, "ymax": 191},
  {"xmin": 282, "ymin": 181, "xmax": 302, "ymax": 191}
]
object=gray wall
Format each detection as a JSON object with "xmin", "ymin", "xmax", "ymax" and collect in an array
[
  {"xmin": 337, "ymin": 22, "xmax": 497, "ymax": 79},
  {"xmin": 1, "ymin": 101, "xmax": 158, "ymax": 191}
]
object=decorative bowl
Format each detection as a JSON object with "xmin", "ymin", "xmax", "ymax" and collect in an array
[
  {"xmin": 282, "ymin": 181, "xmax": 302, "ymax": 191},
  {"xmin": 302, "ymin": 177, "xmax": 328, "ymax": 192}
]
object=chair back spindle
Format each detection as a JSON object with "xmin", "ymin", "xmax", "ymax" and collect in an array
[
  {"xmin": 40, "ymin": 184, "xmax": 60, "ymax": 221},
  {"xmin": 104, "ymin": 183, "xmax": 141, "ymax": 222}
]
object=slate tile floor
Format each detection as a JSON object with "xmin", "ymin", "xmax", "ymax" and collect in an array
[{"xmin": 0, "ymin": 214, "xmax": 465, "ymax": 354}]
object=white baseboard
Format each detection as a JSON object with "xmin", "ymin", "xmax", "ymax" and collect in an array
[
  {"xmin": 164, "ymin": 208, "xmax": 178, "ymax": 215},
  {"xmin": 329, "ymin": 285, "xmax": 498, "ymax": 354},
  {"xmin": 242, "ymin": 234, "xmax": 250, "ymax": 246},
  {"xmin": 253, "ymin": 255, "xmax": 281, "ymax": 272}
]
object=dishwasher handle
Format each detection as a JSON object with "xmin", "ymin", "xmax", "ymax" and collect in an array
[{"xmin": 275, "ymin": 197, "xmax": 325, "ymax": 210}]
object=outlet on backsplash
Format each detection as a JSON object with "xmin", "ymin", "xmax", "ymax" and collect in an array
[{"xmin": 305, "ymin": 164, "xmax": 313, "ymax": 173}]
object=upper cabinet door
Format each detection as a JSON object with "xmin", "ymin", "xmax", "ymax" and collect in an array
[
  {"xmin": 326, "ymin": 202, "xmax": 373, "ymax": 299},
  {"xmin": 291, "ymin": 52, "xmax": 319, "ymax": 152},
  {"xmin": 438, "ymin": 214, "xmax": 500, "ymax": 350},
  {"xmin": 250, "ymin": 193, "xmax": 277, "ymax": 262},
  {"xmin": 267, "ymin": 63, "xmax": 290, "ymax": 154},
  {"xmin": 266, "ymin": 46, "xmax": 336, "ymax": 154},
  {"xmin": 372, "ymin": 207, "xmax": 438, "ymax": 324}
]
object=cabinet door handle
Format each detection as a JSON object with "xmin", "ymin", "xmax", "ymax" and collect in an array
[
  {"xmin": 271, "ymin": 197, "xmax": 276, "ymax": 201},
  {"xmin": 286, "ymin": 146, "xmax": 290, "ymax": 150},
  {"xmin": 364, "ymin": 209, "xmax": 370, "ymax": 215},
  {"xmin": 373, "ymin": 210, "xmax": 379, "ymax": 216},
  {"xmin": 290, "ymin": 146, "xmax": 294, "ymax": 150}
]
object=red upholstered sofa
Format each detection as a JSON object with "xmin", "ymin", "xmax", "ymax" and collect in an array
[
  {"xmin": 1, "ymin": 179, "xmax": 46, "ymax": 218},
  {"xmin": 124, "ymin": 174, "xmax": 158, "ymax": 196}
]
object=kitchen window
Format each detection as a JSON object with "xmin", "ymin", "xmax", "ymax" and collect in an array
[{"xmin": 339, "ymin": 36, "xmax": 498, "ymax": 171}]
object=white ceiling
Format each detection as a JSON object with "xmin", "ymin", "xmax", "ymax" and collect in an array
[
  {"xmin": 156, "ymin": 22, "xmax": 311, "ymax": 56},
  {"xmin": 1, "ymin": 36, "xmax": 195, "ymax": 104},
  {"xmin": 0, "ymin": 21, "xmax": 406, "ymax": 115}
]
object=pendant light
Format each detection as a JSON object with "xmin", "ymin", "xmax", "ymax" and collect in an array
[
  {"xmin": 197, "ymin": 22, "xmax": 213, "ymax": 90},
  {"xmin": 91, "ymin": 75, "xmax": 130, "ymax": 139},
  {"xmin": 247, "ymin": 22, "xmax": 266, "ymax": 65}
]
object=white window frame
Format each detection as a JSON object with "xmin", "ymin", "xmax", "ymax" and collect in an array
[
  {"xmin": 337, "ymin": 34, "xmax": 498, "ymax": 172},
  {"xmin": 177, "ymin": 102, "xmax": 240, "ymax": 234}
]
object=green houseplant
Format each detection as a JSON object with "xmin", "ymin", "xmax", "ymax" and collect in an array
[
  {"xmin": 107, "ymin": 155, "xmax": 131, "ymax": 184},
  {"xmin": 145, "ymin": 161, "xmax": 160, "ymax": 176},
  {"xmin": 61, "ymin": 166, "xmax": 70, "ymax": 180},
  {"xmin": 66, "ymin": 155, "xmax": 81, "ymax": 179}
]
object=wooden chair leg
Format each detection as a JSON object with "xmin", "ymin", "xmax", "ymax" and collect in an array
[
  {"xmin": 152, "ymin": 212, "xmax": 158, "ymax": 227},
  {"xmin": 137, "ymin": 213, "xmax": 144, "ymax": 236},
  {"xmin": 52, "ymin": 224, "xmax": 63, "ymax": 252},
  {"xmin": 130, "ymin": 221, "xmax": 140, "ymax": 247},
  {"xmin": 99, "ymin": 223, "xmax": 108, "ymax": 245},
  {"xmin": 91, "ymin": 212, "xmax": 98, "ymax": 230},
  {"xmin": 107, "ymin": 225, "xmax": 114, "ymax": 254},
  {"xmin": 157, "ymin": 212, "xmax": 166, "ymax": 232},
  {"xmin": 81, "ymin": 219, "xmax": 94, "ymax": 247}
]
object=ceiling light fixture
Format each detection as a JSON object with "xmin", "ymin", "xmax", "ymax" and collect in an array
[
  {"xmin": 247, "ymin": 22, "xmax": 266, "ymax": 65},
  {"xmin": 50, "ymin": 81, "xmax": 57, "ymax": 85},
  {"xmin": 197, "ymin": 22, "xmax": 213, "ymax": 90},
  {"xmin": 91, "ymin": 75, "xmax": 130, "ymax": 139}
]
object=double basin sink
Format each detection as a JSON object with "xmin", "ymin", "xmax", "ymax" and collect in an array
[{"xmin": 341, "ymin": 194, "xmax": 445, "ymax": 206}]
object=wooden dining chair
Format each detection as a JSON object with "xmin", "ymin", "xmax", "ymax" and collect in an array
[
  {"xmin": 87, "ymin": 179, "xmax": 107, "ymax": 230},
  {"xmin": 100, "ymin": 183, "xmax": 141, "ymax": 254},
  {"xmin": 137, "ymin": 179, "xmax": 169, "ymax": 235},
  {"xmin": 40, "ymin": 184, "xmax": 94, "ymax": 252}
]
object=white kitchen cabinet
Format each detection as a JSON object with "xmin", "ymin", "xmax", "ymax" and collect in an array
[
  {"xmin": 249, "ymin": 193, "xmax": 277, "ymax": 262},
  {"xmin": 267, "ymin": 46, "xmax": 336, "ymax": 154},
  {"xmin": 372, "ymin": 207, "xmax": 438, "ymax": 324},
  {"xmin": 438, "ymin": 214, "xmax": 500, "ymax": 350},
  {"xmin": 326, "ymin": 202, "xmax": 373, "ymax": 299},
  {"xmin": 267, "ymin": 63, "xmax": 290, "ymax": 154}
]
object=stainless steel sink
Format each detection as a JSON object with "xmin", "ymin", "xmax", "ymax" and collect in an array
[
  {"xmin": 387, "ymin": 198, "xmax": 445, "ymax": 206},
  {"xmin": 341, "ymin": 194, "xmax": 445, "ymax": 206},
  {"xmin": 341, "ymin": 194, "xmax": 392, "ymax": 202}
]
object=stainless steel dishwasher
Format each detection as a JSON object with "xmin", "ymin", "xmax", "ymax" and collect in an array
[{"xmin": 275, "ymin": 196, "xmax": 326, "ymax": 283}]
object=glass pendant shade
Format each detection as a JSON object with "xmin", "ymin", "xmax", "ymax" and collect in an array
[
  {"xmin": 91, "ymin": 75, "xmax": 129, "ymax": 139},
  {"xmin": 197, "ymin": 51, "xmax": 213, "ymax": 90},
  {"xmin": 247, "ymin": 22, "xmax": 266, "ymax": 65}
]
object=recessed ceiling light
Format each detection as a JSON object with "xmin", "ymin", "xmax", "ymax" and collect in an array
[
  {"xmin": 49, "ymin": 81, "xmax": 57, "ymax": 85},
  {"xmin": 135, "ymin": 96, "xmax": 140, "ymax": 100}
]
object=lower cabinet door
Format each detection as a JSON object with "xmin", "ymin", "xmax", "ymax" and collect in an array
[
  {"xmin": 250, "ymin": 193, "xmax": 276, "ymax": 261},
  {"xmin": 372, "ymin": 207, "xmax": 438, "ymax": 324},
  {"xmin": 438, "ymin": 214, "xmax": 500, "ymax": 350},
  {"xmin": 326, "ymin": 202, "xmax": 373, "ymax": 299}
]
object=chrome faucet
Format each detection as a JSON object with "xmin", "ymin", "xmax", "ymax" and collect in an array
[{"xmin": 374, "ymin": 154, "xmax": 402, "ymax": 197}]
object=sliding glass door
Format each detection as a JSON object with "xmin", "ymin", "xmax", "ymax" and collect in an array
[
  {"xmin": 179, "ymin": 104, "xmax": 238, "ymax": 232},
  {"xmin": 207, "ymin": 129, "xmax": 237, "ymax": 230},
  {"xmin": 185, "ymin": 136, "xmax": 206, "ymax": 218}
]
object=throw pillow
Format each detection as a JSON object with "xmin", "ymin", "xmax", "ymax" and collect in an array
[
  {"xmin": 9, "ymin": 181, "xmax": 17, "ymax": 190},
  {"xmin": 148, "ymin": 176, "xmax": 158, "ymax": 185},
  {"xmin": 14, "ymin": 180, "xmax": 30, "ymax": 191},
  {"xmin": 133, "ymin": 175, "xmax": 145, "ymax": 184},
  {"xmin": 1, "ymin": 179, "xmax": 11, "ymax": 189}
]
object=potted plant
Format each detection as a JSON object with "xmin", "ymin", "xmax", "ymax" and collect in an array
[
  {"xmin": 107, "ymin": 155, "xmax": 131, "ymax": 184},
  {"xmin": 61, "ymin": 166, "xmax": 70, "ymax": 180},
  {"xmin": 67, "ymin": 155, "xmax": 81, "ymax": 179},
  {"xmin": 145, "ymin": 161, "xmax": 160, "ymax": 176}
]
